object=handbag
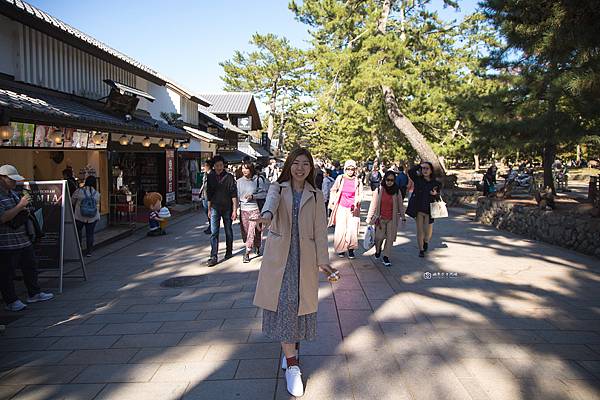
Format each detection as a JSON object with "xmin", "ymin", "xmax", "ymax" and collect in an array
[
  {"xmin": 25, "ymin": 213, "xmax": 45, "ymax": 243},
  {"xmin": 362, "ymin": 225, "xmax": 375, "ymax": 251},
  {"xmin": 430, "ymin": 197, "xmax": 448, "ymax": 219}
]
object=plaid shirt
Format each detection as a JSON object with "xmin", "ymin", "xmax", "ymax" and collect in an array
[{"xmin": 0, "ymin": 186, "xmax": 31, "ymax": 250}]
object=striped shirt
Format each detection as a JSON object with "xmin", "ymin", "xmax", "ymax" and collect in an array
[{"xmin": 0, "ymin": 187, "xmax": 31, "ymax": 250}]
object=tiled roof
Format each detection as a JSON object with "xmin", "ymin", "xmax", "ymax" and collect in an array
[
  {"xmin": 0, "ymin": 85, "xmax": 187, "ymax": 138},
  {"xmin": 198, "ymin": 107, "xmax": 248, "ymax": 136},
  {"xmin": 200, "ymin": 93, "xmax": 254, "ymax": 115},
  {"xmin": 0, "ymin": 0, "xmax": 209, "ymax": 106}
]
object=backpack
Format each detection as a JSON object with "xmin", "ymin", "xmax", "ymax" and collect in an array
[{"xmin": 80, "ymin": 188, "xmax": 97, "ymax": 218}]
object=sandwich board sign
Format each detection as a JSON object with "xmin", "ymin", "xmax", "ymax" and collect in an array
[{"xmin": 19, "ymin": 180, "xmax": 86, "ymax": 293}]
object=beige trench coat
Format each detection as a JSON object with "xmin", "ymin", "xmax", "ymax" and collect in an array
[
  {"xmin": 253, "ymin": 181, "xmax": 330, "ymax": 316},
  {"xmin": 328, "ymin": 175, "xmax": 363, "ymax": 227},
  {"xmin": 366, "ymin": 187, "xmax": 404, "ymax": 235}
]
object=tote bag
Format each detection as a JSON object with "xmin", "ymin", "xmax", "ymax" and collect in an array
[
  {"xmin": 362, "ymin": 225, "xmax": 376, "ymax": 251},
  {"xmin": 430, "ymin": 197, "xmax": 448, "ymax": 219}
]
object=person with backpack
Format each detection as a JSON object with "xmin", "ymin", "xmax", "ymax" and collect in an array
[
  {"xmin": 369, "ymin": 165, "xmax": 382, "ymax": 192},
  {"xmin": 0, "ymin": 165, "xmax": 54, "ymax": 312},
  {"xmin": 236, "ymin": 162, "xmax": 266, "ymax": 262},
  {"xmin": 72, "ymin": 176, "xmax": 100, "ymax": 257},
  {"xmin": 395, "ymin": 165, "xmax": 409, "ymax": 201},
  {"xmin": 366, "ymin": 171, "xmax": 404, "ymax": 267}
]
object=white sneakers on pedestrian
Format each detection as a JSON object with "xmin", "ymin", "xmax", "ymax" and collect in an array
[
  {"xmin": 26, "ymin": 292, "xmax": 54, "ymax": 303},
  {"xmin": 285, "ymin": 365, "xmax": 304, "ymax": 397},
  {"xmin": 5, "ymin": 299, "xmax": 27, "ymax": 312},
  {"xmin": 281, "ymin": 354, "xmax": 287, "ymax": 370}
]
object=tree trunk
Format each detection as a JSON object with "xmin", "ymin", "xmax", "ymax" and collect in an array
[
  {"xmin": 381, "ymin": 86, "xmax": 446, "ymax": 175},
  {"xmin": 277, "ymin": 95, "xmax": 287, "ymax": 153},
  {"xmin": 378, "ymin": 0, "xmax": 446, "ymax": 177},
  {"xmin": 542, "ymin": 143, "xmax": 556, "ymax": 193},
  {"xmin": 576, "ymin": 144, "xmax": 581, "ymax": 164},
  {"xmin": 474, "ymin": 154, "xmax": 480, "ymax": 171}
]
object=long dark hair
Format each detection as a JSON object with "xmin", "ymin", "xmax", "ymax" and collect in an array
[
  {"xmin": 421, "ymin": 161, "xmax": 436, "ymax": 180},
  {"xmin": 382, "ymin": 171, "xmax": 399, "ymax": 195},
  {"xmin": 84, "ymin": 176, "xmax": 97, "ymax": 190},
  {"xmin": 277, "ymin": 147, "xmax": 316, "ymax": 188}
]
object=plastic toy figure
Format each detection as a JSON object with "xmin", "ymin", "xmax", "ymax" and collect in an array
[{"xmin": 143, "ymin": 192, "xmax": 166, "ymax": 236}]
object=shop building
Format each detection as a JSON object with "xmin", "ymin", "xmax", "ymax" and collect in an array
[{"xmin": 0, "ymin": 0, "xmax": 215, "ymax": 228}]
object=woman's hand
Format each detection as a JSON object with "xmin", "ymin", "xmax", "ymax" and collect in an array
[{"xmin": 250, "ymin": 214, "xmax": 272, "ymax": 231}]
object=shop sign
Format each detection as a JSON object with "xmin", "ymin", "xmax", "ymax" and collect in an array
[
  {"xmin": 16, "ymin": 181, "xmax": 86, "ymax": 292},
  {"xmin": 237, "ymin": 116, "xmax": 252, "ymax": 131},
  {"xmin": 166, "ymin": 149, "xmax": 176, "ymax": 204},
  {"xmin": 191, "ymin": 188, "xmax": 201, "ymax": 202}
]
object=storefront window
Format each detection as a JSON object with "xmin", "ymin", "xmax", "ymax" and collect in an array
[
  {"xmin": 87, "ymin": 132, "xmax": 109, "ymax": 149},
  {"xmin": 0, "ymin": 122, "xmax": 35, "ymax": 147},
  {"xmin": 63, "ymin": 128, "xmax": 89, "ymax": 149},
  {"xmin": 34, "ymin": 125, "xmax": 64, "ymax": 148}
]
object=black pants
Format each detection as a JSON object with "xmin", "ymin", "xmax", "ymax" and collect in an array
[
  {"xmin": 76, "ymin": 220, "xmax": 97, "ymax": 255},
  {"xmin": 0, "ymin": 245, "xmax": 41, "ymax": 304}
]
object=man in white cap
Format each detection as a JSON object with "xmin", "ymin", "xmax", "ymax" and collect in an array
[{"xmin": 0, "ymin": 165, "xmax": 54, "ymax": 311}]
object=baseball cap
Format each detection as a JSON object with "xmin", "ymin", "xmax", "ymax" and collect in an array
[{"xmin": 0, "ymin": 165, "xmax": 25, "ymax": 181}]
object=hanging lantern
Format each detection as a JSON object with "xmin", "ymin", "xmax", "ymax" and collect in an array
[
  {"xmin": 142, "ymin": 136, "xmax": 151, "ymax": 147},
  {"xmin": 0, "ymin": 124, "xmax": 12, "ymax": 141},
  {"xmin": 158, "ymin": 138, "xmax": 166, "ymax": 148},
  {"xmin": 52, "ymin": 129, "xmax": 63, "ymax": 144},
  {"xmin": 173, "ymin": 141, "xmax": 181, "ymax": 149},
  {"xmin": 182, "ymin": 141, "xmax": 189, "ymax": 149},
  {"xmin": 118, "ymin": 134, "xmax": 129, "ymax": 145},
  {"xmin": 92, "ymin": 133, "xmax": 103, "ymax": 145}
]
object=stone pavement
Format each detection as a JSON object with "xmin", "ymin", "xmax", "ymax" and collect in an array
[{"xmin": 0, "ymin": 196, "xmax": 599, "ymax": 400}]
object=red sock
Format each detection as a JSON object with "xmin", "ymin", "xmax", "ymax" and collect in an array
[{"xmin": 286, "ymin": 356, "xmax": 298, "ymax": 367}]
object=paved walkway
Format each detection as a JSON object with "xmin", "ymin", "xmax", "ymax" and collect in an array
[{"xmin": 1, "ymin": 196, "xmax": 599, "ymax": 399}]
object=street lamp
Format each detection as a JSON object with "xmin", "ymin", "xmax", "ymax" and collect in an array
[
  {"xmin": 173, "ymin": 140, "xmax": 181, "ymax": 149},
  {"xmin": 142, "ymin": 136, "xmax": 151, "ymax": 147},
  {"xmin": 182, "ymin": 141, "xmax": 189, "ymax": 149},
  {"xmin": 158, "ymin": 138, "xmax": 166, "ymax": 148},
  {"xmin": 118, "ymin": 134, "xmax": 129, "ymax": 146}
]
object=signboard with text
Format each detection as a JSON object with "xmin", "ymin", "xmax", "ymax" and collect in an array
[
  {"xmin": 166, "ymin": 149, "xmax": 176, "ymax": 204},
  {"xmin": 17, "ymin": 181, "xmax": 86, "ymax": 292}
]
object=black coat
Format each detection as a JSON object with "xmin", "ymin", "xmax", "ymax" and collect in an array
[{"xmin": 406, "ymin": 166, "xmax": 441, "ymax": 222}]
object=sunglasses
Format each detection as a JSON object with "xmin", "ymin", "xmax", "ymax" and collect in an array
[
  {"xmin": 345, "ymin": 167, "xmax": 356, "ymax": 171},
  {"xmin": 385, "ymin": 178, "xmax": 395, "ymax": 182}
]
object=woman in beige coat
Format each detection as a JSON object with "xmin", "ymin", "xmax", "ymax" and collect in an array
[
  {"xmin": 366, "ymin": 171, "xmax": 404, "ymax": 267},
  {"xmin": 252, "ymin": 148, "xmax": 336, "ymax": 397},
  {"xmin": 328, "ymin": 160, "xmax": 363, "ymax": 259}
]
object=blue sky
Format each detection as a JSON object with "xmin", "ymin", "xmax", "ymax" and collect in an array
[{"xmin": 27, "ymin": 0, "xmax": 479, "ymax": 95}]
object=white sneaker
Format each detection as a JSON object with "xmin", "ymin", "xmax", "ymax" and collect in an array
[
  {"xmin": 281, "ymin": 352, "xmax": 300, "ymax": 370},
  {"xmin": 5, "ymin": 299, "xmax": 27, "ymax": 312},
  {"xmin": 285, "ymin": 365, "xmax": 304, "ymax": 397},
  {"xmin": 26, "ymin": 292, "xmax": 54, "ymax": 303}
]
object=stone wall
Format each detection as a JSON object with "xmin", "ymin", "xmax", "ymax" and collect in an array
[
  {"xmin": 475, "ymin": 197, "xmax": 600, "ymax": 258},
  {"xmin": 442, "ymin": 189, "xmax": 480, "ymax": 207}
]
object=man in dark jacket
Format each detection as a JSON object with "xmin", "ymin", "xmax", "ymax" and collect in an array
[{"xmin": 206, "ymin": 155, "xmax": 238, "ymax": 267}]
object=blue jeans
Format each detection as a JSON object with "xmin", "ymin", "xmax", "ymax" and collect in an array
[
  {"xmin": 210, "ymin": 208, "xmax": 233, "ymax": 258},
  {"xmin": 76, "ymin": 220, "xmax": 97, "ymax": 255}
]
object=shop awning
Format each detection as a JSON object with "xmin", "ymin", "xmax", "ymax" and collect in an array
[
  {"xmin": 103, "ymin": 80, "xmax": 155, "ymax": 102},
  {"xmin": 220, "ymin": 150, "xmax": 256, "ymax": 164},
  {"xmin": 0, "ymin": 81, "xmax": 189, "ymax": 140},
  {"xmin": 249, "ymin": 142, "xmax": 271, "ymax": 157},
  {"xmin": 183, "ymin": 125, "xmax": 224, "ymax": 143}
]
